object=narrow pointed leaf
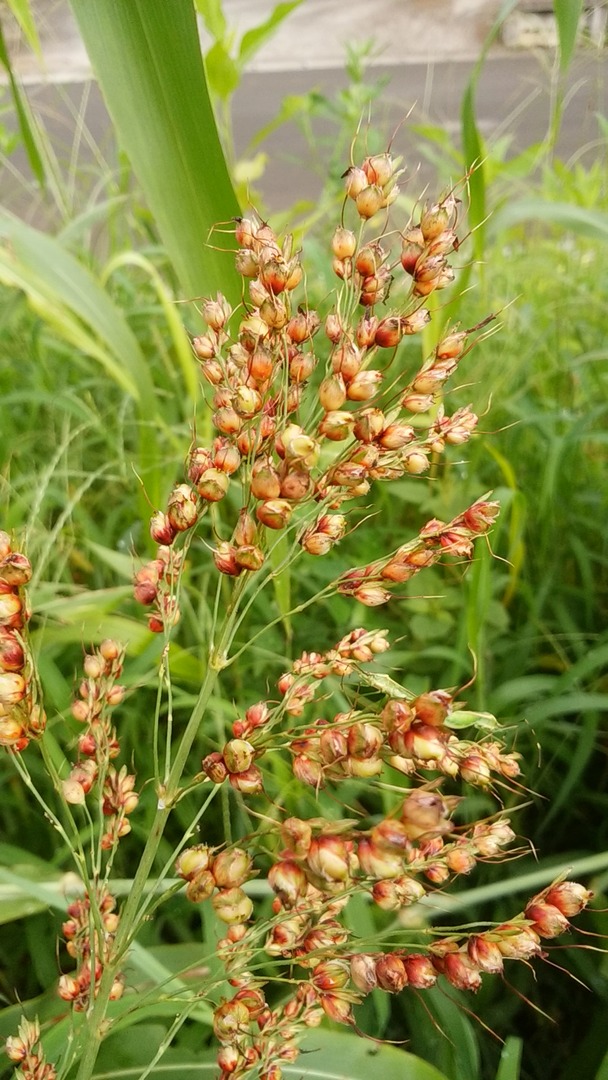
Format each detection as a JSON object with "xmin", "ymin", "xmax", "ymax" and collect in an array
[
  {"xmin": 554, "ymin": 0, "xmax": 584, "ymax": 71},
  {"xmin": 0, "ymin": 17, "xmax": 45, "ymax": 184},
  {"xmin": 2, "ymin": 0, "xmax": 41, "ymax": 54},
  {"xmin": 195, "ymin": 0, "xmax": 228, "ymax": 41},
  {"xmin": 238, "ymin": 1, "xmax": 303, "ymax": 66},
  {"xmin": 495, "ymin": 1036, "xmax": 523, "ymax": 1080},
  {"xmin": 461, "ymin": 0, "xmax": 519, "ymax": 259},
  {"xmin": 491, "ymin": 198, "xmax": 608, "ymax": 241}
]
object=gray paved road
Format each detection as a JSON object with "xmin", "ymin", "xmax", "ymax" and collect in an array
[{"xmin": 2, "ymin": 51, "xmax": 607, "ymax": 225}]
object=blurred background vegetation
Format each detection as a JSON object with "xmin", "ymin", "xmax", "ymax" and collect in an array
[{"xmin": 0, "ymin": 1, "xmax": 607, "ymax": 1078}]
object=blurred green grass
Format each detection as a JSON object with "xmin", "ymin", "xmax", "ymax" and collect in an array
[{"xmin": 1, "ymin": 5, "xmax": 607, "ymax": 1078}]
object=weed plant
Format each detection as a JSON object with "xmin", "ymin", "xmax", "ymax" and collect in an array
[{"xmin": 0, "ymin": 133, "xmax": 600, "ymax": 1080}]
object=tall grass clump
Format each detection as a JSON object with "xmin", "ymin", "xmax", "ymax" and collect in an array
[{"xmin": 0, "ymin": 136, "xmax": 596, "ymax": 1080}]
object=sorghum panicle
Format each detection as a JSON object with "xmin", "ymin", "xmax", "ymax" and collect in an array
[{"xmin": 4, "ymin": 141, "xmax": 593, "ymax": 1080}]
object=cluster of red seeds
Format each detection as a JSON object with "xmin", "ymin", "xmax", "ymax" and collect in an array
[
  {"xmin": 132, "ymin": 150, "xmax": 497, "ymax": 636},
  {"xmin": 2, "ymin": 134, "xmax": 597, "ymax": 1080},
  {"xmin": 0, "ymin": 532, "xmax": 44, "ymax": 750},
  {"xmin": 4, "ymin": 1018, "xmax": 56, "ymax": 1080},
  {"xmin": 337, "ymin": 497, "xmax": 500, "ymax": 606},
  {"xmin": 176, "ymin": 627, "xmax": 592, "ymax": 1079},
  {"xmin": 58, "ymin": 889, "xmax": 123, "ymax": 1011},
  {"xmin": 199, "ymin": 839, "xmax": 591, "ymax": 1080},
  {"xmin": 348, "ymin": 879, "xmax": 592, "ymax": 998},
  {"xmin": 201, "ymin": 629, "xmax": 389, "ymax": 794},
  {"xmin": 198, "ymin": 629, "xmax": 520, "ymax": 799},
  {"xmin": 176, "ymin": 843, "xmax": 254, "ymax": 924},
  {"xmin": 264, "ymin": 795, "xmax": 516, "ymax": 920},
  {"xmin": 212, "ymin": 982, "xmax": 323, "ymax": 1080},
  {"xmin": 63, "ymin": 641, "xmax": 138, "ymax": 850},
  {"xmin": 287, "ymin": 689, "xmax": 520, "ymax": 791}
]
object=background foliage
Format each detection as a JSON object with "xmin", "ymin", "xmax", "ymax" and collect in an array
[{"xmin": 0, "ymin": 1, "xmax": 607, "ymax": 1078}]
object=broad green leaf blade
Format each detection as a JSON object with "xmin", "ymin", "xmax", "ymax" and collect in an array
[
  {"xmin": 0, "ymin": 253, "xmax": 138, "ymax": 399},
  {"xmin": 0, "ymin": 867, "xmax": 70, "ymax": 913},
  {"xmin": 34, "ymin": 586, "xmax": 132, "ymax": 617},
  {"xmin": 68, "ymin": 0, "xmax": 241, "ymax": 303},
  {"xmin": 295, "ymin": 1029, "xmax": 451, "ymax": 1079},
  {"xmin": 102, "ymin": 250, "xmax": 199, "ymax": 405},
  {"xmin": 495, "ymin": 1036, "xmax": 523, "ymax": 1080},
  {"xmin": 0, "ymin": 895, "xmax": 45, "ymax": 924},
  {"xmin": 125, "ymin": 943, "xmax": 214, "ymax": 1025},
  {"xmin": 595, "ymin": 1044, "xmax": 608, "ymax": 1080},
  {"xmin": 405, "ymin": 985, "xmax": 481, "ymax": 1080},
  {"xmin": 0, "ymin": 216, "xmax": 156, "ymax": 398},
  {"xmin": 461, "ymin": 81, "xmax": 485, "ymax": 261},
  {"xmin": 85, "ymin": 541, "xmax": 135, "ymax": 580},
  {"xmin": 554, "ymin": 0, "xmax": 584, "ymax": 71}
]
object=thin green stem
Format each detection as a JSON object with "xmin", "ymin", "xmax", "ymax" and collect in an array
[
  {"xmin": 226, "ymin": 582, "xmax": 335, "ymax": 667},
  {"xmin": 19, "ymin": 744, "xmax": 99, "ymax": 926},
  {"xmin": 135, "ymin": 997, "xmax": 202, "ymax": 1080},
  {"xmin": 152, "ymin": 650, "xmax": 165, "ymax": 783},
  {"xmin": 132, "ymin": 783, "xmax": 221, "ymax": 932}
]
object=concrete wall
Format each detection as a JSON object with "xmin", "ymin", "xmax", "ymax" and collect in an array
[
  {"xmin": 7, "ymin": 0, "xmax": 601, "ymax": 82},
  {"xmin": 7, "ymin": 2, "xmax": 499, "ymax": 82}
]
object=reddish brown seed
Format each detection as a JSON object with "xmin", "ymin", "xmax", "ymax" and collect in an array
[
  {"xmin": 524, "ymin": 901, "xmax": 570, "ymax": 939},
  {"xmin": 228, "ymin": 764, "xmax": 264, "ymax": 795},
  {"xmin": 196, "ymin": 468, "xmax": 230, "ymax": 502},
  {"xmin": 0, "ymin": 631, "xmax": 25, "ymax": 672},
  {"xmin": 544, "ymin": 881, "xmax": 592, "ymax": 917},
  {"xmin": 256, "ymin": 499, "xmax": 292, "ymax": 530},
  {"xmin": 0, "ymin": 553, "xmax": 32, "ymax": 587},
  {"xmin": 212, "ymin": 848, "xmax": 253, "ymax": 889},
  {"xmin": 403, "ymin": 953, "xmax": 437, "ymax": 988},
  {"xmin": 374, "ymin": 317, "xmax": 402, "ymax": 349},
  {"xmin": 375, "ymin": 954, "xmax": 408, "ymax": 993},
  {"xmin": 350, "ymin": 953, "xmax": 378, "ymax": 994},
  {"xmin": 442, "ymin": 951, "xmax": 482, "ymax": 992}
]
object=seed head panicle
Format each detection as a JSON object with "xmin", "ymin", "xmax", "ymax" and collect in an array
[{"xmin": 7, "ymin": 136, "xmax": 593, "ymax": 1080}]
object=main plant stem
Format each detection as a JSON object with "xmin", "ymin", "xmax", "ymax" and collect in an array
[{"xmin": 74, "ymin": 587, "xmax": 244, "ymax": 1080}]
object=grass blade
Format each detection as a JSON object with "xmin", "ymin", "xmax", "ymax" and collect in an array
[
  {"xmin": 495, "ymin": 1037, "xmax": 523, "ymax": 1080},
  {"xmin": 554, "ymin": 0, "xmax": 584, "ymax": 71},
  {"xmin": 238, "ymin": 2, "xmax": 303, "ymax": 66},
  {"xmin": 460, "ymin": 0, "xmax": 519, "ymax": 260},
  {"xmin": 2, "ymin": 0, "xmax": 41, "ymax": 54},
  {"xmin": 0, "ymin": 214, "xmax": 172, "ymax": 506},
  {"xmin": 0, "ymin": 16, "xmax": 45, "ymax": 184},
  {"xmin": 491, "ymin": 198, "xmax": 608, "ymax": 240},
  {"xmin": 67, "ymin": 0, "xmax": 241, "ymax": 302}
]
